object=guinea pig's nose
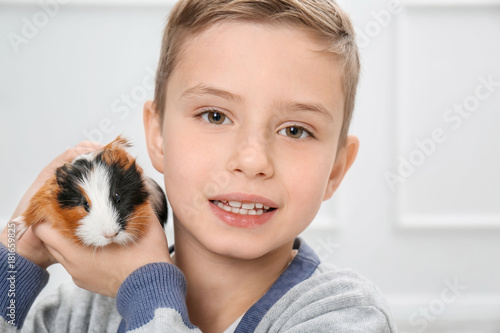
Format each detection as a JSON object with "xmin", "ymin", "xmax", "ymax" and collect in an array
[{"xmin": 104, "ymin": 231, "xmax": 119, "ymax": 239}]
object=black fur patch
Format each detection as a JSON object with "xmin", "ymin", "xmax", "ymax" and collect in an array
[
  {"xmin": 147, "ymin": 178, "xmax": 169, "ymax": 226},
  {"xmin": 56, "ymin": 159, "xmax": 92, "ymax": 209}
]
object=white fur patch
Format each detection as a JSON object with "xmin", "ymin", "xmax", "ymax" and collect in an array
[
  {"xmin": 76, "ymin": 164, "xmax": 122, "ymax": 247},
  {"xmin": 72, "ymin": 151, "xmax": 95, "ymax": 163}
]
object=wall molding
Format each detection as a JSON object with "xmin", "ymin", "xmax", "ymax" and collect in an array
[
  {"xmin": 393, "ymin": 3, "xmax": 500, "ymax": 229},
  {"xmin": 399, "ymin": 214, "xmax": 500, "ymax": 229}
]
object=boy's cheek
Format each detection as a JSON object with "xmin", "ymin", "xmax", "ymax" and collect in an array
[
  {"xmin": 283, "ymin": 156, "xmax": 331, "ymax": 210},
  {"xmin": 161, "ymin": 126, "xmax": 214, "ymax": 191},
  {"xmin": 163, "ymin": 145, "xmax": 204, "ymax": 184},
  {"xmin": 288, "ymin": 176, "xmax": 325, "ymax": 218}
]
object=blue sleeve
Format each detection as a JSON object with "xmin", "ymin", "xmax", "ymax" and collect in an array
[
  {"xmin": 116, "ymin": 262, "xmax": 200, "ymax": 332},
  {"xmin": 0, "ymin": 243, "xmax": 49, "ymax": 329}
]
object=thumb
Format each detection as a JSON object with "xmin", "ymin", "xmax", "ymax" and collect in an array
[{"xmin": 31, "ymin": 221, "xmax": 64, "ymax": 265}]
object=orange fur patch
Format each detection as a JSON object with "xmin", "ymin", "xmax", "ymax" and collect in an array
[
  {"xmin": 125, "ymin": 202, "xmax": 152, "ymax": 239},
  {"xmin": 100, "ymin": 136, "xmax": 139, "ymax": 171},
  {"xmin": 21, "ymin": 176, "xmax": 88, "ymax": 243}
]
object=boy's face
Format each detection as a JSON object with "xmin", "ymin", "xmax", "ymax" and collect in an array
[{"xmin": 145, "ymin": 22, "xmax": 358, "ymax": 259}]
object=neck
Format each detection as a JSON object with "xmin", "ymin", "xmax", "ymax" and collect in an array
[{"xmin": 172, "ymin": 223, "xmax": 295, "ymax": 333}]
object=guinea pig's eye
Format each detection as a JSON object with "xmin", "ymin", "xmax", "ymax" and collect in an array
[
  {"xmin": 83, "ymin": 200, "xmax": 90, "ymax": 213},
  {"xmin": 114, "ymin": 193, "xmax": 121, "ymax": 204}
]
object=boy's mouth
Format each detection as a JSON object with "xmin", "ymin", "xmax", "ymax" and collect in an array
[{"xmin": 210, "ymin": 200, "xmax": 276, "ymax": 216}]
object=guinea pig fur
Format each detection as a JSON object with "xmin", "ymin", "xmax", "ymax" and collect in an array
[{"xmin": 12, "ymin": 136, "xmax": 168, "ymax": 248}]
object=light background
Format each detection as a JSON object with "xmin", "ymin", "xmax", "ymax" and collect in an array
[{"xmin": 1, "ymin": 0, "xmax": 499, "ymax": 332}]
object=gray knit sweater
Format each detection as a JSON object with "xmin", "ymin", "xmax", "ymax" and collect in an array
[{"xmin": 0, "ymin": 238, "xmax": 397, "ymax": 332}]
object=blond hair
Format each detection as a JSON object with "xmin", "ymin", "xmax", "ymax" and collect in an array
[{"xmin": 154, "ymin": 0, "xmax": 360, "ymax": 146}]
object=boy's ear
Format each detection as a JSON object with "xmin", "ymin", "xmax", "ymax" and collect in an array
[
  {"xmin": 143, "ymin": 100, "xmax": 164, "ymax": 174},
  {"xmin": 323, "ymin": 135, "xmax": 359, "ymax": 201}
]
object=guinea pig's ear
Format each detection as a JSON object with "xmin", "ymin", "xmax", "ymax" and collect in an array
[
  {"xmin": 56, "ymin": 163, "xmax": 72, "ymax": 187},
  {"xmin": 108, "ymin": 135, "xmax": 132, "ymax": 150},
  {"xmin": 105, "ymin": 135, "xmax": 132, "ymax": 152}
]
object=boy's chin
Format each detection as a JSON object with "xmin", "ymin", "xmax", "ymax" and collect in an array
[{"xmin": 199, "ymin": 232, "xmax": 294, "ymax": 261}]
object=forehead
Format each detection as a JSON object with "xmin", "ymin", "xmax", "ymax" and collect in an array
[{"xmin": 167, "ymin": 21, "xmax": 344, "ymax": 124}]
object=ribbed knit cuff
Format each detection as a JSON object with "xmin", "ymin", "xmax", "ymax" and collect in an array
[
  {"xmin": 116, "ymin": 262, "xmax": 194, "ymax": 330},
  {"xmin": 0, "ymin": 243, "xmax": 49, "ymax": 329}
]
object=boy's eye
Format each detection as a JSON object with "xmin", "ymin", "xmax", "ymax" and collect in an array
[
  {"xmin": 200, "ymin": 110, "xmax": 231, "ymax": 125},
  {"xmin": 278, "ymin": 126, "xmax": 311, "ymax": 139}
]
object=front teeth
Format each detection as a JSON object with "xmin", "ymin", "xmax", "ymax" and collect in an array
[
  {"xmin": 242, "ymin": 202, "xmax": 255, "ymax": 210},
  {"xmin": 214, "ymin": 200, "xmax": 273, "ymax": 216},
  {"xmin": 229, "ymin": 201, "xmax": 242, "ymax": 208}
]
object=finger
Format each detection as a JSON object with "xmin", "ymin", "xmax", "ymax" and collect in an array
[
  {"xmin": 31, "ymin": 221, "xmax": 66, "ymax": 261},
  {"xmin": 75, "ymin": 140, "xmax": 104, "ymax": 149},
  {"xmin": 60, "ymin": 144, "xmax": 102, "ymax": 164},
  {"xmin": 42, "ymin": 143, "xmax": 104, "ymax": 175},
  {"xmin": 16, "ymin": 223, "xmax": 59, "ymax": 268}
]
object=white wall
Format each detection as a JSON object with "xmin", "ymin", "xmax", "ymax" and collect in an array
[{"xmin": 1, "ymin": 1, "xmax": 499, "ymax": 332}]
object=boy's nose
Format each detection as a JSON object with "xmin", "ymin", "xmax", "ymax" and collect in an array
[{"xmin": 227, "ymin": 130, "xmax": 274, "ymax": 180}]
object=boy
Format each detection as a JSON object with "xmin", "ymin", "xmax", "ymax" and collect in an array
[{"xmin": 0, "ymin": 0, "xmax": 397, "ymax": 332}]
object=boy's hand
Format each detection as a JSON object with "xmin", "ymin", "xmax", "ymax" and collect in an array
[
  {"xmin": 0, "ymin": 141, "xmax": 103, "ymax": 268},
  {"xmin": 32, "ymin": 205, "xmax": 172, "ymax": 297}
]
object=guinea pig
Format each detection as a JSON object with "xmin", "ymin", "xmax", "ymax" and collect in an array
[{"xmin": 12, "ymin": 136, "xmax": 168, "ymax": 248}]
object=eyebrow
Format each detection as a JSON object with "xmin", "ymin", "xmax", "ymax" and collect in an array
[
  {"xmin": 181, "ymin": 84, "xmax": 243, "ymax": 103},
  {"xmin": 278, "ymin": 101, "xmax": 335, "ymax": 123}
]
